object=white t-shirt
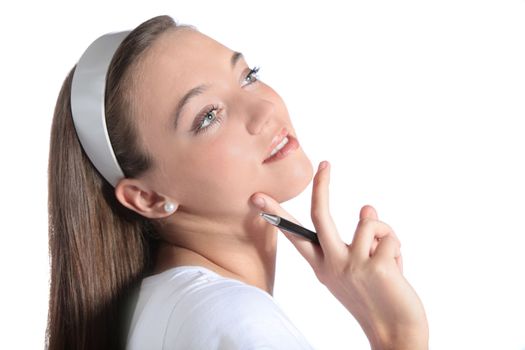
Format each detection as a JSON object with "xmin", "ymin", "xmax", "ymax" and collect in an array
[{"xmin": 126, "ymin": 265, "xmax": 316, "ymax": 350}]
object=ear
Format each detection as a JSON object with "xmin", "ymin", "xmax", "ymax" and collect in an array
[{"xmin": 114, "ymin": 178, "xmax": 178, "ymax": 219}]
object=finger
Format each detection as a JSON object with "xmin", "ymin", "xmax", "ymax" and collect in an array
[
  {"xmin": 360, "ymin": 205, "xmax": 378, "ymax": 220},
  {"xmin": 370, "ymin": 234, "xmax": 401, "ymax": 258},
  {"xmin": 360, "ymin": 205, "xmax": 402, "ymax": 256},
  {"xmin": 311, "ymin": 161, "xmax": 347, "ymax": 259},
  {"xmin": 370, "ymin": 231, "xmax": 401, "ymax": 257},
  {"xmin": 361, "ymin": 205, "xmax": 380, "ymax": 257},
  {"xmin": 351, "ymin": 218, "xmax": 395, "ymax": 261},
  {"xmin": 372, "ymin": 234, "xmax": 401, "ymax": 264},
  {"xmin": 251, "ymin": 192, "xmax": 323, "ymax": 267}
]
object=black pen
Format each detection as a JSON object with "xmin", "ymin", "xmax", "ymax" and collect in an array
[{"xmin": 259, "ymin": 212, "xmax": 320, "ymax": 245}]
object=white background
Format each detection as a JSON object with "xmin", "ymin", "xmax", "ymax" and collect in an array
[{"xmin": 1, "ymin": 1, "xmax": 524, "ymax": 349}]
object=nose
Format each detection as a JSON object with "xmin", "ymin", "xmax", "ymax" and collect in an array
[{"xmin": 244, "ymin": 95, "xmax": 275, "ymax": 135}]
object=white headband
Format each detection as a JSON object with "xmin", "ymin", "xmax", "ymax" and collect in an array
[{"xmin": 70, "ymin": 30, "xmax": 132, "ymax": 187}]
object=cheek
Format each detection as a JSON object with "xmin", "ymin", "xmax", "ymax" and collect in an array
[
  {"xmin": 202, "ymin": 137, "xmax": 257, "ymax": 182},
  {"xmin": 179, "ymin": 136, "xmax": 260, "ymax": 206}
]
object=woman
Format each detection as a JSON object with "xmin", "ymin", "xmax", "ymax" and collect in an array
[{"xmin": 46, "ymin": 14, "xmax": 428, "ymax": 349}]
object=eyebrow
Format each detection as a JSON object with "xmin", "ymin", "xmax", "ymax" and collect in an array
[{"xmin": 173, "ymin": 51, "xmax": 244, "ymax": 129}]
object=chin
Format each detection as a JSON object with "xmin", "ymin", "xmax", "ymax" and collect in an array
[{"xmin": 269, "ymin": 152, "xmax": 314, "ymax": 203}]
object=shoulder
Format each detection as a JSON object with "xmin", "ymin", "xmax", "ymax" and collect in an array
[
  {"xmin": 188, "ymin": 277, "xmax": 282, "ymax": 323},
  {"xmin": 161, "ymin": 267, "xmax": 315, "ymax": 349}
]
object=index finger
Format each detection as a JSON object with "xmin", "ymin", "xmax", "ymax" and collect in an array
[{"xmin": 311, "ymin": 161, "xmax": 348, "ymax": 259}]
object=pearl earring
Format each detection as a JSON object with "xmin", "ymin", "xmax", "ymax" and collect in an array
[{"xmin": 164, "ymin": 202, "xmax": 175, "ymax": 213}]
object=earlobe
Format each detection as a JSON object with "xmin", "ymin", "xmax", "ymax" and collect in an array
[
  {"xmin": 114, "ymin": 178, "xmax": 177, "ymax": 219},
  {"xmin": 163, "ymin": 202, "xmax": 177, "ymax": 214}
]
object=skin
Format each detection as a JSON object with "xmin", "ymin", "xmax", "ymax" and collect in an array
[
  {"xmin": 114, "ymin": 27, "xmax": 429, "ymax": 348},
  {"xmin": 115, "ymin": 27, "xmax": 314, "ymax": 295},
  {"xmin": 252, "ymin": 163, "xmax": 429, "ymax": 348}
]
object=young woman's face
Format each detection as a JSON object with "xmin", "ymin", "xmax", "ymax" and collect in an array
[{"xmin": 133, "ymin": 28, "xmax": 313, "ymax": 217}]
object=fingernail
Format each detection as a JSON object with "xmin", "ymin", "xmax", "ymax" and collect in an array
[
  {"xmin": 319, "ymin": 161, "xmax": 328, "ymax": 170},
  {"xmin": 252, "ymin": 195, "xmax": 266, "ymax": 209}
]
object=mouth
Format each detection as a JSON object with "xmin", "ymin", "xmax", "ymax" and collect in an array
[{"xmin": 262, "ymin": 127, "xmax": 300, "ymax": 164}]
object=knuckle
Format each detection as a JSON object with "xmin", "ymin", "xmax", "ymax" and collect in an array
[
  {"xmin": 342, "ymin": 261, "xmax": 365, "ymax": 286},
  {"xmin": 314, "ymin": 256, "xmax": 349, "ymax": 286},
  {"xmin": 378, "ymin": 219, "xmax": 394, "ymax": 232},
  {"xmin": 359, "ymin": 218, "xmax": 397, "ymax": 239},
  {"xmin": 368, "ymin": 259, "xmax": 389, "ymax": 279}
]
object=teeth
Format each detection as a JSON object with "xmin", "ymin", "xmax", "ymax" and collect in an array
[{"xmin": 270, "ymin": 136, "xmax": 289, "ymax": 157}]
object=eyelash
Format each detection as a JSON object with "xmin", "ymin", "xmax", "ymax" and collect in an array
[{"xmin": 193, "ymin": 66, "xmax": 261, "ymax": 135}]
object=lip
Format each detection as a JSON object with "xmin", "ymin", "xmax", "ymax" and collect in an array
[
  {"xmin": 264, "ymin": 127, "xmax": 290, "ymax": 160},
  {"xmin": 262, "ymin": 127, "xmax": 300, "ymax": 164}
]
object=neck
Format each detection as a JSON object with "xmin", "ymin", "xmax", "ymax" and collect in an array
[{"xmin": 151, "ymin": 208, "xmax": 278, "ymax": 295}]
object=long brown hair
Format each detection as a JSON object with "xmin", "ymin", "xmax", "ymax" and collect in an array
[{"xmin": 46, "ymin": 15, "xmax": 192, "ymax": 349}]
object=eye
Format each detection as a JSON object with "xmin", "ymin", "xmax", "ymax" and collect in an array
[
  {"xmin": 191, "ymin": 66, "xmax": 261, "ymax": 135},
  {"xmin": 193, "ymin": 104, "xmax": 222, "ymax": 135},
  {"xmin": 242, "ymin": 66, "xmax": 260, "ymax": 86}
]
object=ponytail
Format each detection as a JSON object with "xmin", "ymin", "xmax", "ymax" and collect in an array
[
  {"xmin": 46, "ymin": 65, "xmax": 155, "ymax": 349},
  {"xmin": 46, "ymin": 15, "xmax": 192, "ymax": 349}
]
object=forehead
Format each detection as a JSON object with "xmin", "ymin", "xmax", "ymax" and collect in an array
[
  {"xmin": 133, "ymin": 28, "xmax": 235, "ymax": 119},
  {"xmin": 139, "ymin": 28, "xmax": 232, "ymax": 86}
]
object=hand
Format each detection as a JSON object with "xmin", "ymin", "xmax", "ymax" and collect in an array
[{"xmin": 251, "ymin": 161, "xmax": 429, "ymax": 350}]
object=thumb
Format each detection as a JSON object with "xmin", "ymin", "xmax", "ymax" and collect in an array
[{"xmin": 251, "ymin": 192, "xmax": 322, "ymax": 266}]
